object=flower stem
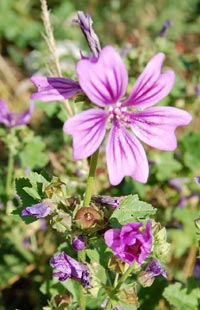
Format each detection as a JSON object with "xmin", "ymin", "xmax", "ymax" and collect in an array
[
  {"xmin": 6, "ymin": 144, "xmax": 15, "ymax": 197},
  {"xmin": 78, "ymin": 251, "xmax": 86, "ymax": 310},
  {"xmin": 79, "ymin": 281, "xmax": 86, "ymax": 310},
  {"xmin": 83, "ymin": 149, "xmax": 99, "ymax": 206},
  {"xmin": 104, "ymin": 265, "xmax": 135, "ymax": 310}
]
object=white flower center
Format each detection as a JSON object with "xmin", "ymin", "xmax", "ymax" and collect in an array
[{"xmin": 108, "ymin": 102, "xmax": 128, "ymax": 125}]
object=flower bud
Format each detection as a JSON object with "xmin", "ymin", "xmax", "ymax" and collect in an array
[
  {"xmin": 138, "ymin": 271, "xmax": 155, "ymax": 287},
  {"xmin": 45, "ymin": 179, "xmax": 66, "ymax": 198},
  {"xmin": 194, "ymin": 218, "xmax": 200, "ymax": 230},
  {"xmin": 72, "ymin": 236, "xmax": 85, "ymax": 251},
  {"xmin": 108, "ymin": 256, "xmax": 125, "ymax": 273},
  {"xmin": 156, "ymin": 227, "xmax": 167, "ymax": 243},
  {"xmin": 54, "ymin": 294, "xmax": 70, "ymax": 307}
]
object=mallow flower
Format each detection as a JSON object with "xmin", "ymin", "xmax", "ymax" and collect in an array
[
  {"xmin": 0, "ymin": 99, "xmax": 34, "ymax": 127},
  {"xmin": 194, "ymin": 176, "xmax": 200, "ymax": 185},
  {"xmin": 145, "ymin": 258, "xmax": 167, "ymax": 279},
  {"xmin": 21, "ymin": 202, "xmax": 51, "ymax": 218},
  {"xmin": 104, "ymin": 221, "xmax": 152, "ymax": 265},
  {"xmin": 138, "ymin": 258, "xmax": 167, "ymax": 287},
  {"xmin": 50, "ymin": 252, "xmax": 90, "ymax": 288},
  {"xmin": 31, "ymin": 46, "xmax": 192, "ymax": 185}
]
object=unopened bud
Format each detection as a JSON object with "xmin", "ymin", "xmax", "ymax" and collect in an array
[
  {"xmin": 54, "ymin": 294, "xmax": 70, "ymax": 306},
  {"xmin": 72, "ymin": 236, "xmax": 85, "ymax": 251},
  {"xmin": 194, "ymin": 218, "xmax": 200, "ymax": 230},
  {"xmin": 156, "ymin": 227, "xmax": 167, "ymax": 242},
  {"xmin": 138, "ymin": 271, "xmax": 155, "ymax": 287},
  {"xmin": 75, "ymin": 11, "xmax": 101, "ymax": 57},
  {"xmin": 108, "ymin": 256, "xmax": 125, "ymax": 273}
]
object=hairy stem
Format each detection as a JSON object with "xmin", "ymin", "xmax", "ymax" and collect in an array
[
  {"xmin": 6, "ymin": 144, "xmax": 15, "ymax": 197},
  {"xmin": 83, "ymin": 149, "xmax": 99, "ymax": 207},
  {"xmin": 40, "ymin": 0, "xmax": 73, "ymax": 117},
  {"xmin": 104, "ymin": 265, "xmax": 135, "ymax": 310}
]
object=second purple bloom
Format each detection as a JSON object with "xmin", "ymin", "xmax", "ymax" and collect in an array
[{"xmin": 104, "ymin": 221, "xmax": 152, "ymax": 265}]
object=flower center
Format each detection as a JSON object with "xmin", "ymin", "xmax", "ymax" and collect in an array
[{"xmin": 108, "ymin": 102, "xmax": 128, "ymax": 125}]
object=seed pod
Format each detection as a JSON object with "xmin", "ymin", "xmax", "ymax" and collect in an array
[{"xmin": 75, "ymin": 207, "xmax": 101, "ymax": 229}]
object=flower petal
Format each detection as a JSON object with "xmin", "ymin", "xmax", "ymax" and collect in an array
[
  {"xmin": 106, "ymin": 122, "xmax": 149, "ymax": 185},
  {"xmin": 21, "ymin": 202, "xmax": 51, "ymax": 218},
  {"xmin": 123, "ymin": 53, "xmax": 175, "ymax": 108},
  {"xmin": 76, "ymin": 46, "xmax": 128, "ymax": 107},
  {"xmin": 0, "ymin": 100, "xmax": 9, "ymax": 122},
  {"xmin": 64, "ymin": 109, "xmax": 108, "ymax": 159},
  {"xmin": 129, "ymin": 107, "xmax": 192, "ymax": 151},
  {"xmin": 0, "ymin": 100, "xmax": 34, "ymax": 127},
  {"xmin": 13, "ymin": 101, "xmax": 34, "ymax": 127},
  {"xmin": 104, "ymin": 228, "xmax": 121, "ymax": 249},
  {"xmin": 31, "ymin": 76, "xmax": 81, "ymax": 101}
]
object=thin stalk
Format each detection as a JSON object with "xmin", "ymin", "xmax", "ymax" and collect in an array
[
  {"xmin": 40, "ymin": 0, "xmax": 73, "ymax": 117},
  {"xmin": 6, "ymin": 148, "xmax": 15, "ymax": 197},
  {"xmin": 79, "ymin": 284, "xmax": 86, "ymax": 310},
  {"xmin": 78, "ymin": 251, "xmax": 86, "ymax": 310},
  {"xmin": 83, "ymin": 149, "xmax": 99, "ymax": 206},
  {"xmin": 104, "ymin": 265, "xmax": 135, "ymax": 310}
]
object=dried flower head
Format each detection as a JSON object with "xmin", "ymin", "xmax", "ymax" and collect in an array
[{"xmin": 75, "ymin": 207, "xmax": 101, "ymax": 229}]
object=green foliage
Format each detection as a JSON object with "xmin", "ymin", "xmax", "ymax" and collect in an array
[
  {"xmin": 150, "ymin": 152, "xmax": 182, "ymax": 181},
  {"xmin": 168, "ymin": 206, "xmax": 198, "ymax": 258},
  {"xmin": 19, "ymin": 137, "xmax": 49, "ymax": 169},
  {"xmin": 110, "ymin": 195, "xmax": 156, "ymax": 227},
  {"xmin": 180, "ymin": 131, "xmax": 200, "ymax": 172},
  {"xmin": 163, "ymin": 280, "xmax": 200, "ymax": 310}
]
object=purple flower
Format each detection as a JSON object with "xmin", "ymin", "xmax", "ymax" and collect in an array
[
  {"xmin": 159, "ymin": 20, "xmax": 172, "ymax": 37},
  {"xmin": 31, "ymin": 77, "xmax": 81, "ymax": 102},
  {"xmin": 72, "ymin": 236, "xmax": 85, "ymax": 251},
  {"xmin": 21, "ymin": 202, "xmax": 51, "ymax": 218},
  {"xmin": 75, "ymin": 11, "xmax": 101, "ymax": 57},
  {"xmin": 145, "ymin": 258, "xmax": 167, "ymax": 279},
  {"xmin": 193, "ymin": 258, "xmax": 200, "ymax": 280},
  {"xmin": 168, "ymin": 177, "xmax": 189, "ymax": 192},
  {"xmin": 63, "ymin": 46, "xmax": 192, "ymax": 185},
  {"xmin": 0, "ymin": 100, "xmax": 34, "ymax": 127},
  {"xmin": 195, "ymin": 84, "xmax": 200, "ymax": 97},
  {"xmin": 194, "ymin": 176, "xmax": 200, "ymax": 185},
  {"xmin": 104, "ymin": 221, "xmax": 152, "ymax": 265},
  {"xmin": 91, "ymin": 195, "xmax": 126, "ymax": 208},
  {"xmin": 50, "ymin": 252, "xmax": 90, "ymax": 288}
]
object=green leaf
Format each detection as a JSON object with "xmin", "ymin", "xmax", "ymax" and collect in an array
[
  {"xmin": 109, "ymin": 195, "xmax": 156, "ymax": 227},
  {"xmin": 15, "ymin": 177, "xmax": 38, "ymax": 207},
  {"xmin": 179, "ymin": 131, "xmax": 200, "ymax": 172},
  {"xmin": 23, "ymin": 186, "xmax": 41, "ymax": 200},
  {"xmin": 86, "ymin": 248, "xmax": 100, "ymax": 263},
  {"xmin": 163, "ymin": 282, "xmax": 200, "ymax": 310},
  {"xmin": 19, "ymin": 137, "xmax": 49, "ymax": 169},
  {"xmin": 12, "ymin": 207, "xmax": 37, "ymax": 224},
  {"xmin": 35, "ymin": 101, "xmax": 60, "ymax": 117},
  {"xmin": 150, "ymin": 152, "xmax": 182, "ymax": 181}
]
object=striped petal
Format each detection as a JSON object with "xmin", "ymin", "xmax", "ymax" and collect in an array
[
  {"xmin": 106, "ymin": 122, "xmax": 149, "ymax": 185},
  {"xmin": 129, "ymin": 107, "xmax": 192, "ymax": 151},
  {"xmin": 31, "ymin": 77, "xmax": 81, "ymax": 101},
  {"xmin": 123, "ymin": 53, "xmax": 175, "ymax": 108},
  {"xmin": 64, "ymin": 109, "xmax": 108, "ymax": 159},
  {"xmin": 76, "ymin": 46, "xmax": 128, "ymax": 107}
]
